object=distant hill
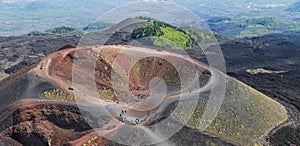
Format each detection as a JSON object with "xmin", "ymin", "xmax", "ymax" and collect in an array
[
  {"xmin": 206, "ymin": 14, "xmax": 294, "ymax": 38},
  {"xmin": 129, "ymin": 18, "xmax": 228, "ymax": 49},
  {"xmin": 286, "ymin": 1, "xmax": 300, "ymax": 12},
  {"xmin": 27, "ymin": 26, "xmax": 86, "ymax": 36},
  {"xmin": 236, "ymin": 29, "xmax": 280, "ymax": 39},
  {"xmin": 23, "ymin": 1, "xmax": 54, "ymax": 11},
  {"xmin": 236, "ymin": 17, "xmax": 282, "ymax": 28},
  {"xmin": 131, "ymin": 20, "xmax": 194, "ymax": 49}
]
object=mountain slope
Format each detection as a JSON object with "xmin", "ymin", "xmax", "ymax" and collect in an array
[
  {"xmin": 0, "ymin": 19, "xmax": 298, "ymax": 145},
  {"xmin": 0, "ymin": 43, "xmax": 288, "ymax": 146}
]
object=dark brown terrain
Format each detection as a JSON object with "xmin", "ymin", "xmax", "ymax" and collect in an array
[
  {"xmin": 0, "ymin": 30, "xmax": 299, "ymax": 145},
  {"xmin": 222, "ymin": 33, "xmax": 300, "ymax": 146}
]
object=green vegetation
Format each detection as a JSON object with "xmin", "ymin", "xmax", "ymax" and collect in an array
[
  {"xmin": 182, "ymin": 27, "xmax": 226, "ymax": 42},
  {"xmin": 236, "ymin": 17, "xmax": 281, "ymax": 28},
  {"xmin": 45, "ymin": 26, "xmax": 86, "ymax": 35},
  {"xmin": 236, "ymin": 29, "xmax": 280, "ymax": 39},
  {"xmin": 26, "ymin": 26, "xmax": 86, "ymax": 36},
  {"xmin": 26, "ymin": 30, "xmax": 47, "ymax": 36},
  {"xmin": 83, "ymin": 21, "xmax": 113, "ymax": 31},
  {"xmin": 83, "ymin": 135, "xmax": 101, "ymax": 146},
  {"xmin": 131, "ymin": 18, "xmax": 226, "ymax": 48},
  {"xmin": 287, "ymin": 23, "xmax": 300, "ymax": 31},
  {"xmin": 42, "ymin": 89, "xmax": 76, "ymax": 102},
  {"xmin": 160, "ymin": 26, "xmax": 193, "ymax": 48},
  {"xmin": 131, "ymin": 21, "xmax": 194, "ymax": 49},
  {"xmin": 207, "ymin": 16, "xmax": 231, "ymax": 23},
  {"xmin": 97, "ymin": 86, "xmax": 116, "ymax": 101},
  {"xmin": 131, "ymin": 22, "xmax": 164, "ymax": 39},
  {"xmin": 148, "ymin": 37, "xmax": 187, "ymax": 49}
]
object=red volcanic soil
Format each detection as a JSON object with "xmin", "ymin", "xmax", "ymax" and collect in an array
[
  {"xmin": 0, "ymin": 45, "xmax": 215, "ymax": 146},
  {"xmin": 0, "ymin": 100, "xmax": 92, "ymax": 146},
  {"xmin": 31, "ymin": 45, "xmax": 211, "ymax": 120},
  {"xmin": 0, "ymin": 99, "xmax": 235, "ymax": 146},
  {"xmin": 34, "ymin": 45, "xmax": 210, "ymax": 97}
]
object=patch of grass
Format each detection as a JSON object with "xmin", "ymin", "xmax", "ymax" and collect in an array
[
  {"xmin": 150, "ymin": 36, "xmax": 184, "ymax": 49},
  {"xmin": 42, "ymin": 89, "xmax": 76, "ymax": 102},
  {"xmin": 83, "ymin": 135, "xmax": 101, "ymax": 146},
  {"xmin": 159, "ymin": 27, "xmax": 193, "ymax": 49},
  {"xmin": 97, "ymin": 86, "xmax": 115, "ymax": 101}
]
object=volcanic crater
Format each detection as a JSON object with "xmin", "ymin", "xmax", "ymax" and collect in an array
[
  {"xmin": 0, "ymin": 44, "xmax": 288, "ymax": 146},
  {"xmin": 31, "ymin": 45, "xmax": 211, "ymax": 124},
  {"xmin": 0, "ymin": 45, "xmax": 214, "ymax": 145}
]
